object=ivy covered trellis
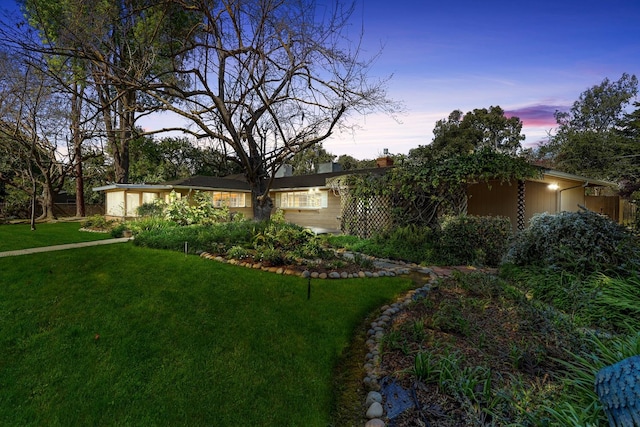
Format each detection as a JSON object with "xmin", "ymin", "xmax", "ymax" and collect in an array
[
  {"xmin": 330, "ymin": 148, "xmax": 540, "ymax": 237},
  {"xmin": 329, "ymin": 175, "xmax": 391, "ymax": 238}
]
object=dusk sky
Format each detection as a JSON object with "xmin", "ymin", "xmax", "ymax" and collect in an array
[
  {"xmin": 327, "ymin": 0, "xmax": 640, "ymax": 158},
  {"xmin": 2, "ymin": 0, "xmax": 638, "ymax": 159}
]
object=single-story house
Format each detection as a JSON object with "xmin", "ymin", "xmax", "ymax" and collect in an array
[
  {"xmin": 93, "ymin": 164, "xmax": 388, "ymax": 233},
  {"xmin": 94, "ymin": 160, "xmax": 625, "ymax": 234}
]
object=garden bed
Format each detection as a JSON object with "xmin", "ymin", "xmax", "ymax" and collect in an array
[{"xmin": 199, "ymin": 250, "xmax": 413, "ymax": 279}]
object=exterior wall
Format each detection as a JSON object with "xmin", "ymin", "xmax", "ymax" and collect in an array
[
  {"xmin": 468, "ymin": 178, "xmax": 601, "ymax": 230},
  {"xmin": 277, "ymin": 191, "xmax": 341, "ymax": 232},
  {"xmin": 467, "ymin": 181, "xmax": 519, "ymax": 226},
  {"xmin": 558, "ymin": 186, "xmax": 585, "ymax": 212},
  {"xmin": 524, "ymin": 181, "xmax": 557, "ymax": 220}
]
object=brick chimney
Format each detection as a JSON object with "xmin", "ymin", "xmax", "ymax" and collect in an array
[{"xmin": 376, "ymin": 156, "xmax": 394, "ymax": 168}]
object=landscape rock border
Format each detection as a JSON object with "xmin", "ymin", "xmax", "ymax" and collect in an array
[
  {"xmin": 361, "ymin": 266, "xmax": 496, "ymax": 426},
  {"xmin": 199, "ymin": 250, "xmax": 490, "ymax": 426},
  {"xmin": 198, "ymin": 251, "xmax": 417, "ymax": 278},
  {"xmin": 361, "ymin": 281, "xmax": 434, "ymax": 426}
]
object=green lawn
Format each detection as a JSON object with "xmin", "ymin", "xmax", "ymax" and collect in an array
[
  {"xmin": 0, "ymin": 244, "xmax": 414, "ymax": 426},
  {"xmin": 0, "ymin": 222, "xmax": 112, "ymax": 252}
]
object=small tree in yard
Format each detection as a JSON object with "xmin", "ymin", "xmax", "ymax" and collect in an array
[{"xmin": 143, "ymin": 0, "xmax": 397, "ymax": 221}]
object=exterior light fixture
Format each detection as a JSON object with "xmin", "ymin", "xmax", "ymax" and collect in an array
[{"xmin": 548, "ymin": 183, "xmax": 559, "ymax": 190}]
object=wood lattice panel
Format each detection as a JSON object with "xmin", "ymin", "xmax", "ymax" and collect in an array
[{"xmin": 340, "ymin": 194, "xmax": 392, "ymax": 238}]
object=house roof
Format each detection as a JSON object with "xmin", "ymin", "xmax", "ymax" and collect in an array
[
  {"xmin": 93, "ymin": 166, "xmax": 616, "ymax": 194},
  {"xmin": 271, "ymin": 167, "xmax": 387, "ymax": 190},
  {"xmin": 93, "ymin": 167, "xmax": 390, "ymax": 193},
  {"xmin": 538, "ymin": 169, "xmax": 616, "ymax": 188},
  {"xmin": 92, "ymin": 183, "xmax": 174, "ymax": 192},
  {"xmin": 164, "ymin": 175, "xmax": 250, "ymax": 191}
]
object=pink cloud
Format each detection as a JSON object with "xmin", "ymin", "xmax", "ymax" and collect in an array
[{"xmin": 505, "ymin": 104, "xmax": 569, "ymax": 127}]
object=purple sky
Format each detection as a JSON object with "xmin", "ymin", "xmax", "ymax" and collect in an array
[{"xmin": 325, "ymin": 0, "xmax": 640, "ymax": 158}]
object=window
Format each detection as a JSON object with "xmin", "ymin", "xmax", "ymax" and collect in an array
[
  {"xmin": 106, "ymin": 191, "xmax": 125, "ymax": 216},
  {"xmin": 126, "ymin": 193, "xmax": 140, "ymax": 216},
  {"xmin": 212, "ymin": 192, "xmax": 249, "ymax": 208},
  {"xmin": 277, "ymin": 190, "xmax": 328, "ymax": 209},
  {"xmin": 142, "ymin": 192, "xmax": 159, "ymax": 204}
]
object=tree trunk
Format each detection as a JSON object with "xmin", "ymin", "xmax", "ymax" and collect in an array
[
  {"xmin": 249, "ymin": 177, "xmax": 273, "ymax": 221},
  {"xmin": 39, "ymin": 182, "xmax": 57, "ymax": 221},
  {"xmin": 30, "ymin": 178, "xmax": 37, "ymax": 231},
  {"xmin": 75, "ymin": 158, "xmax": 86, "ymax": 217},
  {"xmin": 71, "ymin": 87, "xmax": 86, "ymax": 217}
]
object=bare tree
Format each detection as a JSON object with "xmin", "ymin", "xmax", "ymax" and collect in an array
[
  {"xmin": 143, "ymin": 0, "xmax": 398, "ymax": 220},
  {"xmin": 11, "ymin": 0, "xmax": 198, "ymax": 184},
  {"xmin": 0, "ymin": 51, "xmax": 73, "ymax": 223}
]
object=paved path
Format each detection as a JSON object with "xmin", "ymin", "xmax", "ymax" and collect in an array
[{"xmin": 0, "ymin": 237, "xmax": 132, "ymax": 258}]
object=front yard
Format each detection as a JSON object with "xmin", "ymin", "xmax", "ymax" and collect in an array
[
  {"xmin": 0, "ymin": 240, "xmax": 413, "ymax": 426},
  {"xmin": 2, "ymin": 212, "xmax": 638, "ymax": 426}
]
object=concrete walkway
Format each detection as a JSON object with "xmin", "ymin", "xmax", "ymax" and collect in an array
[{"xmin": 0, "ymin": 237, "xmax": 132, "ymax": 258}]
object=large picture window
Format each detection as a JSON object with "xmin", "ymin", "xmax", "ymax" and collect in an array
[
  {"xmin": 277, "ymin": 190, "xmax": 328, "ymax": 209},
  {"xmin": 212, "ymin": 192, "xmax": 249, "ymax": 208},
  {"xmin": 106, "ymin": 191, "xmax": 125, "ymax": 216}
]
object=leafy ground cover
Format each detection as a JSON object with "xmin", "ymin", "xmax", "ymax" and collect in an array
[
  {"xmin": 0, "ymin": 244, "xmax": 414, "ymax": 426},
  {"xmin": 337, "ymin": 269, "xmax": 639, "ymax": 426},
  {"xmin": 369, "ymin": 272, "xmax": 582, "ymax": 426},
  {"xmin": 0, "ymin": 222, "xmax": 111, "ymax": 252}
]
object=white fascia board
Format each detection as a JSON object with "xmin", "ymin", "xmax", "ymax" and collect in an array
[
  {"xmin": 92, "ymin": 184, "xmax": 174, "ymax": 192},
  {"xmin": 171, "ymin": 185, "xmax": 251, "ymax": 193},
  {"xmin": 539, "ymin": 170, "xmax": 616, "ymax": 187}
]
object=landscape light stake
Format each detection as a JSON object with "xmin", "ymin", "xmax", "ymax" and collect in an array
[
  {"xmin": 307, "ymin": 277, "xmax": 311, "ymax": 300},
  {"xmin": 184, "ymin": 242, "xmax": 188, "ymax": 256}
]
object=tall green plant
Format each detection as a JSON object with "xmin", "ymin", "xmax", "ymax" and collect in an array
[
  {"xmin": 438, "ymin": 215, "xmax": 513, "ymax": 266},
  {"xmin": 540, "ymin": 331, "xmax": 640, "ymax": 426},
  {"xmin": 587, "ymin": 274, "xmax": 640, "ymax": 333}
]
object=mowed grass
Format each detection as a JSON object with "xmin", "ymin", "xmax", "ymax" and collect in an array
[
  {"xmin": 0, "ymin": 244, "xmax": 414, "ymax": 426},
  {"xmin": 0, "ymin": 222, "xmax": 112, "ymax": 252}
]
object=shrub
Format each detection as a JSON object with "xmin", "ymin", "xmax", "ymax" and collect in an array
[
  {"xmin": 110, "ymin": 222, "xmax": 128, "ymax": 238},
  {"xmin": 136, "ymin": 200, "xmax": 166, "ymax": 217},
  {"xmin": 132, "ymin": 220, "xmax": 266, "ymax": 255},
  {"xmin": 226, "ymin": 245, "xmax": 250, "ymax": 260},
  {"xmin": 127, "ymin": 217, "xmax": 177, "ymax": 234},
  {"xmin": 437, "ymin": 215, "xmax": 513, "ymax": 267},
  {"xmin": 340, "ymin": 224, "xmax": 435, "ymax": 263},
  {"xmin": 133, "ymin": 224, "xmax": 207, "ymax": 253},
  {"xmin": 538, "ymin": 330, "xmax": 640, "ymax": 426},
  {"xmin": 505, "ymin": 209, "xmax": 640, "ymax": 276},
  {"xmin": 1, "ymin": 188, "xmax": 31, "ymax": 218},
  {"xmin": 582, "ymin": 274, "xmax": 640, "ymax": 334},
  {"xmin": 293, "ymin": 239, "xmax": 331, "ymax": 260},
  {"xmin": 326, "ymin": 234, "xmax": 362, "ymax": 249},
  {"xmin": 253, "ymin": 222, "xmax": 314, "ymax": 252},
  {"xmin": 163, "ymin": 191, "xmax": 229, "ymax": 225},
  {"xmin": 503, "ymin": 264, "xmax": 640, "ymax": 334},
  {"xmin": 256, "ymin": 247, "xmax": 286, "ymax": 266},
  {"xmin": 81, "ymin": 214, "xmax": 117, "ymax": 231}
]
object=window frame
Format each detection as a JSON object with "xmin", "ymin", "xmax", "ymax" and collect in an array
[{"xmin": 276, "ymin": 190, "xmax": 329, "ymax": 210}]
